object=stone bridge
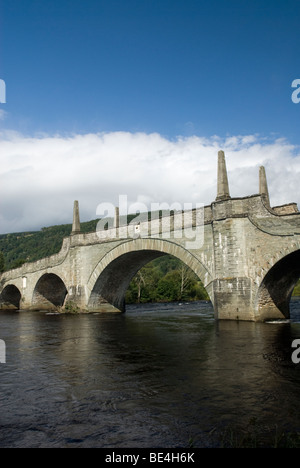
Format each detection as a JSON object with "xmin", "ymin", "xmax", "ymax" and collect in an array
[{"xmin": 1, "ymin": 151, "xmax": 300, "ymax": 321}]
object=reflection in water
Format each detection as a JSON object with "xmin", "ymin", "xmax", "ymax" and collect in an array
[{"xmin": 0, "ymin": 300, "xmax": 300, "ymax": 447}]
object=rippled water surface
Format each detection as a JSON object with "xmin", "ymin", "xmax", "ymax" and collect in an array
[{"xmin": 1, "ymin": 300, "xmax": 300, "ymax": 448}]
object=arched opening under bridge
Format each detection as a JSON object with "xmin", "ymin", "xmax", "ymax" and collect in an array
[
  {"xmin": 87, "ymin": 240, "xmax": 212, "ymax": 313},
  {"xmin": 32, "ymin": 273, "xmax": 68, "ymax": 309},
  {"xmin": 0, "ymin": 284, "xmax": 21, "ymax": 309},
  {"xmin": 291, "ymin": 276, "xmax": 300, "ymax": 321},
  {"xmin": 257, "ymin": 250, "xmax": 300, "ymax": 320},
  {"xmin": 125, "ymin": 255, "xmax": 210, "ymax": 305}
]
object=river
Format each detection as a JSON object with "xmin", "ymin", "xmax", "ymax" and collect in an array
[{"xmin": 0, "ymin": 299, "xmax": 300, "ymax": 448}]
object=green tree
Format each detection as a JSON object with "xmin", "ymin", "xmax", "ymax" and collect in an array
[
  {"xmin": 132, "ymin": 271, "xmax": 146, "ymax": 303},
  {"xmin": 189, "ymin": 282, "xmax": 210, "ymax": 300},
  {"xmin": 126, "ymin": 255, "xmax": 210, "ymax": 304},
  {"xmin": 0, "ymin": 251, "xmax": 5, "ymax": 273},
  {"xmin": 11, "ymin": 258, "xmax": 26, "ymax": 269},
  {"xmin": 126, "ymin": 263, "xmax": 163, "ymax": 303},
  {"xmin": 178, "ymin": 264, "xmax": 198, "ymax": 300},
  {"xmin": 156, "ymin": 271, "xmax": 181, "ymax": 302},
  {"xmin": 293, "ymin": 279, "xmax": 300, "ymax": 296}
]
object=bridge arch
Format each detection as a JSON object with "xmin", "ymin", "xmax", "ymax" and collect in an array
[
  {"xmin": 0, "ymin": 284, "xmax": 21, "ymax": 309},
  {"xmin": 87, "ymin": 238, "xmax": 212, "ymax": 313},
  {"xmin": 32, "ymin": 273, "xmax": 68, "ymax": 310},
  {"xmin": 256, "ymin": 249, "xmax": 300, "ymax": 320}
]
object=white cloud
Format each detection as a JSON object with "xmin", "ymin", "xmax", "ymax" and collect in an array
[
  {"xmin": 0, "ymin": 109, "xmax": 7, "ymax": 121},
  {"xmin": 0, "ymin": 130, "xmax": 299, "ymax": 234}
]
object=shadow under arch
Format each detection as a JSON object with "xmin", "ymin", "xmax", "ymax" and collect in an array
[
  {"xmin": 256, "ymin": 249, "xmax": 300, "ymax": 320},
  {"xmin": 87, "ymin": 238, "xmax": 213, "ymax": 313},
  {"xmin": 32, "ymin": 273, "xmax": 68, "ymax": 310},
  {"xmin": 0, "ymin": 284, "xmax": 22, "ymax": 309}
]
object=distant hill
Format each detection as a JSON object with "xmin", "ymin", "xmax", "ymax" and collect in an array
[{"xmin": 0, "ymin": 219, "xmax": 99, "ymax": 271}]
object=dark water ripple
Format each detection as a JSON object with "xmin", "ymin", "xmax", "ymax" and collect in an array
[{"xmin": 1, "ymin": 299, "xmax": 300, "ymax": 448}]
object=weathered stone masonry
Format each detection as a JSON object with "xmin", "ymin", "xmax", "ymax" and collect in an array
[{"xmin": 1, "ymin": 151, "xmax": 300, "ymax": 321}]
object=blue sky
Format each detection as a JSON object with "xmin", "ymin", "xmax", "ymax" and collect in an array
[
  {"xmin": 0, "ymin": 0, "xmax": 300, "ymax": 233},
  {"xmin": 1, "ymin": 0, "xmax": 300, "ymax": 140}
]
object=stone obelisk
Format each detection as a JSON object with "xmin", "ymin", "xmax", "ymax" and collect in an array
[
  {"xmin": 216, "ymin": 150, "xmax": 231, "ymax": 201},
  {"xmin": 259, "ymin": 166, "xmax": 270, "ymax": 207},
  {"xmin": 71, "ymin": 200, "xmax": 81, "ymax": 235}
]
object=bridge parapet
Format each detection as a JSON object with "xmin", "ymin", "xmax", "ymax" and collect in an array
[{"xmin": 68, "ymin": 194, "xmax": 299, "ymax": 249}]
